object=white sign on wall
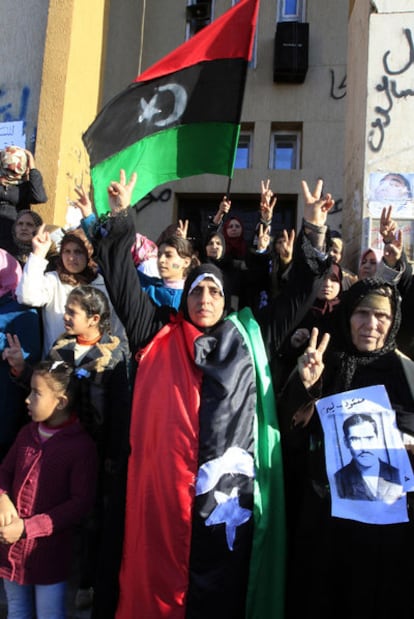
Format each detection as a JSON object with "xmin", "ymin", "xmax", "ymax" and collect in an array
[{"xmin": 0, "ymin": 121, "xmax": 26, "ymax": 150}]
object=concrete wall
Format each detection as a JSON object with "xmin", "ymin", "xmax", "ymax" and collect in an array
[
  {"xmin": 0, "ymin": 0, "xmax": 49, "ymax": 150},
  {"xmin": 343, "ymin": 0, "xmax": 371, "ymax": 270},
  {"xmin": 344, "ymin": 0, "xmax": 414, "ymax": 269}
]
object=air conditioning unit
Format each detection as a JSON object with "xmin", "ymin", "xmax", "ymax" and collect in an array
[{"xmin": 273, "ymin": 22, "xmax": 309, "ymax": 84}]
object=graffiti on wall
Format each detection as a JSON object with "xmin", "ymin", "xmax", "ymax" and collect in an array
[
  {"xmin": 0, "ymin": 85, "xmax": 30, "ymax": 123},
  {"xmin": 328, "ymin": 197, "xmax": 343, "ymax": 215},
  {"xmin": 135, "ymin": 188, "xmax": 172, "ymax": 213},
  {"xmin": 65, "ymin": 143, "xmax": 91, "ymax": 226},
  {"xmin": 329, "ymin": 70, "xmax": 347, "ymax": 100},
  {"xmin": 0, "ymin": 85, "xmax": 34, "ymax": 147},
  {"xmin": 368, "ymin": 28, "xmax": 414, "ymax": 153}
]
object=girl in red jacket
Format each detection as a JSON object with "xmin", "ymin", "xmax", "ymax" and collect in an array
[{"xmin": 0, "ymin": 360, "xmax": 98, "ymax": 619}]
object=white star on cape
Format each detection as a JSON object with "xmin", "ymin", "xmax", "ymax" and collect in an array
[{"xmin": 205, "ymin": 487, "xmax": 252, "ymax": 551}]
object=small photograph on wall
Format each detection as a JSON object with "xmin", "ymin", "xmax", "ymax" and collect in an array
[{"xmin": 368, "ymin": 172, "xmax": 414, "ymax": 218}]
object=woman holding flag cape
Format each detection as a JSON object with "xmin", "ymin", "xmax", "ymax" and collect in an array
[{"xmin": 89, "ymin": 172, "xmax": 332, "ymax": 619}]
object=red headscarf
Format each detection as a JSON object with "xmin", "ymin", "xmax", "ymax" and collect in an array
[{"xmin": 223, "ymin": 217, "xmax": 247, "ymax": 259}]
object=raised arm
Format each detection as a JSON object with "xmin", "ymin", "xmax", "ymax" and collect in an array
[
  {"xmin": 25, "ymin": 150, "xmax": 47, "ymax": 204},
  {"xmin": 92, "ymin": 171, "xmax": 169, "ymax": 353},
  {"xmin": 15, "ymin": 225, "xmax": 54, "ymax": 307}
]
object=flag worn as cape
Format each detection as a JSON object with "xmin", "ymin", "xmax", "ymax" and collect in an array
[
  {"xmin": 83, "ymin": 0, "xmax": 259, "ymax": 215},
  {"xmin": 228, "ymin": 308, "xmax": 285, "ymax": 619},
  {"xmin": 115, "ymin": 308, "xmax": 285, "ymax": 619}
]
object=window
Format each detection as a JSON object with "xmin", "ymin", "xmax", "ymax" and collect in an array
[
  {"xmin": 277, "ymin": 0, "xmax": 306, "ymax": 22},
  {"xmin": 234, "ymin": 129, "xmax": 253, "ymax": 169},
  {"xmin": 186, "ymin": 1, "xmax": 214, "ymax": 38},
  {"xmin": 270, "ymin": 125, "xmax": 302, "ymax": 170}
]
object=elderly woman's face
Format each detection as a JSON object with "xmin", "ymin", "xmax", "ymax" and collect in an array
[
  {"xmin": 350, "ymin": 295, "xmax": 392, "ymax": 352},
  {"xmin": 15, "ymin": 213, "xmax": 38, "ymax": 243}
]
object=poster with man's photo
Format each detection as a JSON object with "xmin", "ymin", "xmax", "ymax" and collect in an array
[
  {"xmin": 316, "ymin": 385, "xmax": 414, "ymax": 525},
  {"xmin": 368, "ymin": 172, "xmax": 414, "ymax": 218}
]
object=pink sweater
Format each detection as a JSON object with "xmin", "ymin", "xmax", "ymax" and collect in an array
[{"xmin": 0, "ymin": 420, "xmax": 98, "ymax": 584}]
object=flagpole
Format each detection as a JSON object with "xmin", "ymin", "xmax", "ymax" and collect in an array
[{"xmin": 226, "ymin": 177, "xmax": 232, "ymax": 197}]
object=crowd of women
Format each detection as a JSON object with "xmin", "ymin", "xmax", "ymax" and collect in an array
[{"xmin": 0, "ymin": 145, "xmax": 414, "ymax": 619}]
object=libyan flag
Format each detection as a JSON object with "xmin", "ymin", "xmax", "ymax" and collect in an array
[{"xmin": 82, "ymin": 0, "xmax": 259, "ymax": 215}]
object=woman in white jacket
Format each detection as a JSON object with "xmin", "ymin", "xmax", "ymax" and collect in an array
[{"xmin": 16, "ymin": 225, "xmax": 126, "ymax": 357}]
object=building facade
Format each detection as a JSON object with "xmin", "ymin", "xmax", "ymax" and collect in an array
[{"xmin": 9, "ymin": 2, "xmax": 414, "ymax": 271}]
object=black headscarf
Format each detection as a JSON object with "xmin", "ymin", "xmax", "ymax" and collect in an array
[
  {"xmin": 180, "ymin": 263, "xmax": 226, "ymax": 327},
  {"xmin": 334, "ymin": 277, "xmax": 401, "ymax": 390},
  {"xmin": 203, "ymin": 231, "xmax": 226, "ymax": 264}
]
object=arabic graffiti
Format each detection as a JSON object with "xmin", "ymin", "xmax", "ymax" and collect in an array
[
  {"xmin": 329, "ymin": 69, "xmax": 347, "ymax": 100},
  {"xmin": 368, "ymin": 29, "xmax": 414, "ymax": 153},
  {"xmin": 134, "ymin": 188, "xmax": 172, "ymax": 214},
  {"xmin": 328, "ymin": 198, "xmax": 343, "ymax": 215},
  {"xmin": 0, "ymin": 85, "xmax": 30, "ymax": 123}
]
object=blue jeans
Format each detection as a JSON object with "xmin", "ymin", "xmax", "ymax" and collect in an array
[{"xmin": 2, "ymin": 579, "xmax": 67, "ymax": 619}]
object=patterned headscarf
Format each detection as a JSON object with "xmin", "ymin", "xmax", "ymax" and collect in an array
[
  {"xmin": 0, "ymin": 249, "xmax": 22, "ymax": 297},
  {"xmin": 56, "ymin": 228, "xmax": 97, "ymax": 286},
  {"xmin": 0, "ymin": 146, "xmax": 28, "ymax": 185}
]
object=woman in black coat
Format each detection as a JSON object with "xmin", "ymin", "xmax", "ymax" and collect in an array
[
  {"xmin": 0, "ymin": 146, "xmax": 47, "ymax": 254},
  {"xmin": 279, "ymin": 277, "xmax": 414, "ymax": 619}
]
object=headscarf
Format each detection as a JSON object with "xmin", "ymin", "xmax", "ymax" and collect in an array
[
  {"xmin": 14, "ymin": 209, "xmax": 43, "ymax": 230},
  {"xmin": 358, "ymin": 248, "xmax": 382, "ymax": 279},
  {"xmin": 0, "ymin": 248, "xmax": 22, "ymax": 297},
  {"xmin": 312, "ymin": 263, "xmax": 343, "ymax": 316},
  {"xmin": 180, "ymin": 263, "xmax": 225, "ymax": 326},
  {"xmin": 0, "ymin": 146, "xmax": 28, "ymax": 185},
  {"xmin": 203, "ymin": 231, "xmax": 226, "ymax": 264},
  {"xmin": 56, "ymin": 227, "xmax": 97, "ymax": 286},
  {"xmin": 335, "ymin": 277, "xmax": 401, "ymax": 390},
  {"xmin": 223, "ymin": 217, "xmax": 247, "ymax": 259},
  {"xmin": 11, "ymin": 210, "xmax": 44, "ymax": 264}
]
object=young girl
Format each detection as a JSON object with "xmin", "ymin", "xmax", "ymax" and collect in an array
[
  {"xmin": 0, "ymin": 360, "xmax": 98, "ymax": 619},
  {"xmin": 136, "ymin": 235, "xmax": 196, "ymax": 309},
  {"xmin": 5, "ymin": 285, "xmax": 130, "ymax": 609},
  {"xmin": 15, "ymin": 224, "xmax": 126, "ymax": 357}
]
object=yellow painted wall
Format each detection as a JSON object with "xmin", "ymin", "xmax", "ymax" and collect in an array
[{"xmin": 35, "ymin": 0, "xmax": 109, "ymax": 225}]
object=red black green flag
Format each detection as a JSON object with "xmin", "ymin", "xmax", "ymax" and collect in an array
[{"xmin": 82, "ymin": 0, "xmax": 259, "ymax": 215}]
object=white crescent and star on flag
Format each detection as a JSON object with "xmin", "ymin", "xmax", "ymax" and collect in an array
[
  {"xmin": 138, "ymin": 83, "xmax": 188, "ymax": 127},
  {"xmin": 195, "ymin": 446, "xmax": 255, "ymax": 551}
]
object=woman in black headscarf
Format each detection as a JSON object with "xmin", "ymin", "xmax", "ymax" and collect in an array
[{"xmin": 279, "ymin": 277, "xmax": 414, "ymax": 619}]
